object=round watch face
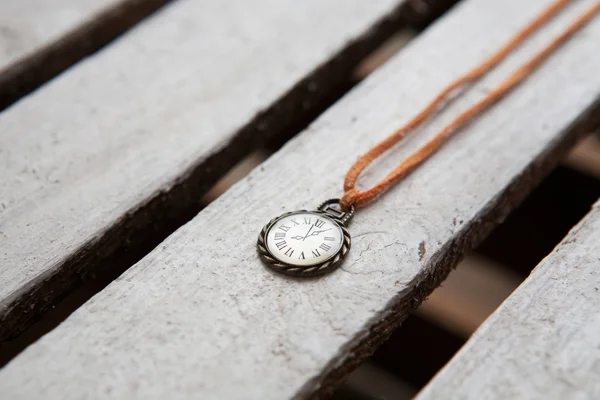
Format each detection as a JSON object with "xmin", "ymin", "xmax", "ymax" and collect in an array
[{"xmin": 265, "ymin": 212, "xmax": 344, "ymax": 266}]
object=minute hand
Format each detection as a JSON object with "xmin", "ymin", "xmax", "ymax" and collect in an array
[{"xmin": 301, "ymin": 224, "xmax": 315, "ymax": 241}]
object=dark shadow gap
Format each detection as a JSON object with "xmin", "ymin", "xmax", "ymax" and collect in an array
[
  {"xmin": 476, "ymin": 165, "xmax": 600, "ymax": 274},
  {"xmin": 332, "ymin": 315, "xmax": 457, "ymax": 400},
  {"xmin": 368, "ymin": 314, "xmax": 464, "ymax": 390}
]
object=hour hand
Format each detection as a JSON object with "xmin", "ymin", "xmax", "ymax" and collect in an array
[{"xmin": 307, "ymin": 228, "xmax": 331, "ymax": 237}]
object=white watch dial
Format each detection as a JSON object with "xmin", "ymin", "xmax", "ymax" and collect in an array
[{"xmin": 265, "ymin": 212, "xmax": 344, "ymax": 266}]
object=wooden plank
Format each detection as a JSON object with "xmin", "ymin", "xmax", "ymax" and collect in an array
[
  {"xmin": 1, "ymin": 0, "xmax": 600, "ymax": 398},
  {"xmin": 0, "ymin": 0, "xmax": 173, "ymax": 109},
  {"xmin": 417, "ymin": 199, "xmax": 600, "ymax": 399},
  {"xmin": 0, "ymin": 0, "xmax": 421, "ymax": 341}
]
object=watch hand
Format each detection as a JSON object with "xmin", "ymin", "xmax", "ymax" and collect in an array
[
  {"xmin": 302, "ymin": 224, "xmax": 315, "ymax": 241},
  {"xmin": 305, "ymin": 228, "xmax": 331, "ymax": 238},
  {"xmin": 291, "ymin": 226, "xmax": 325, "ymax": 241}
]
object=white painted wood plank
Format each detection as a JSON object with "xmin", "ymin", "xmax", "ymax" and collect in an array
[
  {"xmin": 417, "ymin": 199, "xmax": 600, "ymax": 399},
  {"xmin": 0, "ymin": 0, "xmax": 170, "ymax": 108},
  {"xmin": 0, "ymin": 0, "xmax": 407, "ymax": 338},
  {"xmin": 0, "ymin": 0, "xmax": 123, "ymax": 68},
  {"xmin": 1, "ymin": 0, "xmax": 600, "ymax": 398}
]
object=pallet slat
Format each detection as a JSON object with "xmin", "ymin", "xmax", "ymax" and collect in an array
[
  {"xmin": 0, "ymin": 0, "xmax": 172, "ymax": 109},
  {"xmin": 417, "ymin": 198, "xmax": 600, "ymax": 399},
  {"xmin": 1, "ymin": 0, "xmax": 599, "ymax": 398},
  {"xmin": 0, "ymin": 0, "xmax": 411, "ymax": 340}
]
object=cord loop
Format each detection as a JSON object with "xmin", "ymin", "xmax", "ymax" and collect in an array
[{"xmin": 342, "ymin": 0, "xmax": 599, "ymax": 209}]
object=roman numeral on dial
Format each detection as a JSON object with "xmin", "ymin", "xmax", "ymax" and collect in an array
[
  {"xmin": 324, "ymin": 236, "xmax": 334, "ymax": 241},
  {"xmin": 275, "ymin": 241, "xmax": 287, "ymax": 250},
  {"xmin": 284, "ymin": 248, "xmax": 294, "ymax": 258},
  {"xmin": 312, "ymin": 249, "xmax": 320, "ymax": 258},
  {"xmin": 274, "ymin": 232, "xmax": 286, "ymax": 240},
  {"xmin": 279, "ymin": 225, "xmax": 291, "ymax": 232},
  {"xmin": 298, "ymin": 252, "xmax": 305, "ymax": 260},
  {"xmin": 319, "ymin": 243, "xmax": 331, "ymax": 252},
  {"xmin": 314, "ymin": 219, "xmax": 325, "ymax": 228}
]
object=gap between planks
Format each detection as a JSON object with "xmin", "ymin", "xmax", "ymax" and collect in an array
[{"xmin": 417, "ymin": 198, "xmax": 600, "ymax": 399}]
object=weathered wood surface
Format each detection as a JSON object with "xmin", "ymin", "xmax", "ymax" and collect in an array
[
  {"xmin": 417, "ymin": 199, "xmax": 600, "ymax": 399},
  {"xmin": 0, "ymin": 0, "xmax": 411, "ymax": 340},
  {"xmin": 2, "ymin": 0, "xmax": 600, "ymax": 398},
  {"xmin": 0, "ymin": 0, "xmax": 172, "ymax": 109}
]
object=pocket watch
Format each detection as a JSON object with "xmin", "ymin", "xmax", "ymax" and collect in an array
[{"xmin": 257, "ymin": 199, "xmax": 353, "ymax": 277}]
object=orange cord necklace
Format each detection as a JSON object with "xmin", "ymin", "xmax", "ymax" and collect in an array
[
  {"xmin": 340, "ymin": 0, "xmax": 600, "ymax": 210},
  {"xmin": 258, "ymin": 0, "xmax": 600, "ymax": 277}
]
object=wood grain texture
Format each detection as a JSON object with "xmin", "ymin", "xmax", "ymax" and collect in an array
[
  {"xmin": 0, "ymin": 0, "xmax": 120, "ymax": 68},
  {"xmin": 1, "ymin": 0, "xmax": 600, "ymax": 398},
  {"xmin": 0, "ymin": 0, "xmax": 173, "ymax": 109},
  {"xmin": 417, "ymin": 199, "xmax": 600, "ymax": 399},
  {"xmin": 0, "ymin": 0, "xmax": 412, "ymax": 340}
]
